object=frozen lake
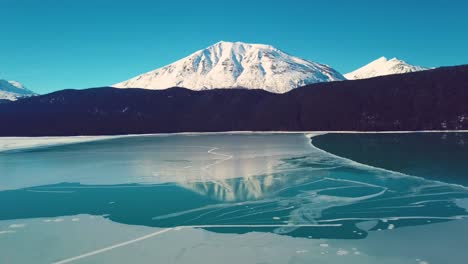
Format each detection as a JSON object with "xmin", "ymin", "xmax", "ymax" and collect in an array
[{"xmin": 1, "ymin": 133, "xmax": 467, "ymax": 263}]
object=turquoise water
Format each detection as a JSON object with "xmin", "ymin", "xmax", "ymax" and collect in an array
[
  {"xmin": 0, "ymin": 133, "xmax": 467, "ymax": 263},
  {"xmin": 313, "ymin": 133, "xmax": 468, "ymax": 185}
]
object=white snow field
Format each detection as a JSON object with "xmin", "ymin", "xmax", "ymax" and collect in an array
[{"xmin": 113, "ymin": 41, "xmax": 345, "ymax": 93}]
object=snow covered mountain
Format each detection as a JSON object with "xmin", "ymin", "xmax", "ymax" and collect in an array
[
  {"xmin": 113, "ymin": 41, "xmax": 345, "ymax": 93},
  {"xmin": 344, "ymin": 57, "xmax": 429, "ymax": 80},
  {"xmin": 0, "ymin": 79, "xmax": 36, "ymax": 101}
]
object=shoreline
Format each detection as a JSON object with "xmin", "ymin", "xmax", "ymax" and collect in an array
[
  {"xmin": 2, "ymin": 129, "xmax": 468, "ymax": 138},
  {"xmin": 1, "ymin": 130, "xmax": 468, "ymax": 153}
]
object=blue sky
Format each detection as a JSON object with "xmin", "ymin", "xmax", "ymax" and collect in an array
[{"xmin": 1, "ymin": 0, "xmax": 467, "ymax": 94}]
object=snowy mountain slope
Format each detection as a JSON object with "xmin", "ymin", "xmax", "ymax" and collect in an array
[
  {"xmin": 0, "ymin": 79, "xmax": 36, "ymax": 101},
  {"xmin": 344, "ymin": 57, "xmax": 429, "ymax": 80},
  {"xmin": 113, "ymin": 41, "xmax": 345, "ymax": 93}
]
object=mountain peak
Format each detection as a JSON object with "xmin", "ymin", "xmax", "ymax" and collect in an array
[
  {"xmin": 7, "ymin": 80, "xmax": 28, "ymax": 90},
  {"xmin": 212, "ymin": 41, "xmax": 274, "ymax": 49},
  {"xmin": 374, "ymin": 56, "xmax": 388, "ymax": 62},
  {"xmin": 0, "ymin": 79, "xmax": 36, "ymax": 101},
  {"xmin": 113, "ymin": 41, "xmax": 345, "ymax": 93},
  {"xmin": 345, "ymin": 56, "xmax": 429, "ymax": 80}
]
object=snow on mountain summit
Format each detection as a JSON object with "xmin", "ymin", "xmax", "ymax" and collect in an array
[
  {"xmin": 113, "ymin": 41, "xmax": 346, "ymax": 93},
  {"xmin": 0, "ymin": 79, "xmax": 36, "ymax": 101},
  {"xmin": 344, "ymin": 57, "xmax": 429, "ymax": 80}
]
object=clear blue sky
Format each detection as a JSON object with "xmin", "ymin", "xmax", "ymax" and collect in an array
[{"xmin": 1, "ymin": 0, "xmax": 467, "ymax": 94}]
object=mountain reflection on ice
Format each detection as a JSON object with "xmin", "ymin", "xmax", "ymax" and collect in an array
[
  {"xmin": 168, "ymin": 148, "xmax": 468, "ymax": 238},
  {"xmin": 1, "ymin": 133, "xmax": 467, "ymax": 240}
]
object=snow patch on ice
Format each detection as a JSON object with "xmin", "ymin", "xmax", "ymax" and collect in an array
[
  {"xmin": 9, "ymin": 224, "xmax": 26, "ymax": 228},
  {"xmin": 336, "ymin": 249, "xmax": 349, "ymax": 256},
  {"xmin": 0, "ymin": 230, "xmax": 16, "ymax": 234},
  {"xmin": 0, "ymin": 136, "xmax": 119, "ymax": 152}
]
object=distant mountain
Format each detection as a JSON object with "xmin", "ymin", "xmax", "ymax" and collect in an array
[
  {"xmin": 113, "ymin": 41, "xmax": 345, "ymax": 93},
  {"xmin": 1, "ymin": 65, "xmax": 467, "ymax": 136},
  {"xmin": 345, "ymin": 57, "xmax": 429, "ymax": 80},
  {"xmin": 0, "ymin": 79, "xmax": 36, "ymax": 100}
]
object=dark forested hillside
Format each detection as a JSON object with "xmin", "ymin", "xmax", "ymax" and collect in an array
[{"xmin": 0, "ymin": 65, "xmax": 467, "ymax": 136}]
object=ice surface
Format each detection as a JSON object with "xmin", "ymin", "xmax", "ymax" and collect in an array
[
  {"xmin": 1, "ymin": 214, "xmax": 466, "ymax": 263},
  {"xmin": 1, "ymin": 133, "xmax": 468, "ymax": 263},
  {"xmin": 0, "ymin": 136, "xmax": 120, "ymax": 152}
]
